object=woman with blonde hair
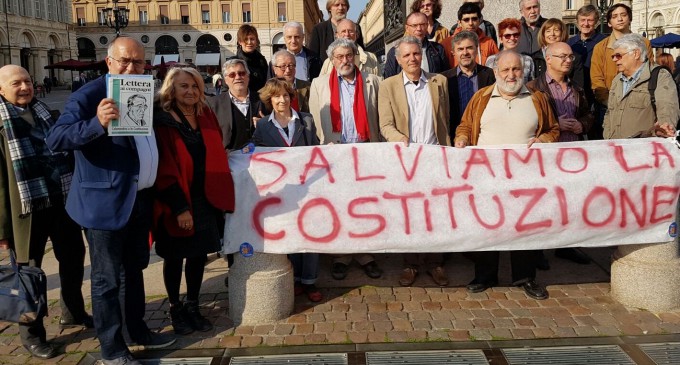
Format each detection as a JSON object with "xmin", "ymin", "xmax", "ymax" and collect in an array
[
  {"xmin": 252, "ymin": 78, "xmax": 323, "ymax": 302},
  {"xmin": 153, "ymin": 67, "xmax": 235, "ymax": 334},
  {"xmin": 534, "ymin": 18, "xmax": 584, "ymax": 86}
]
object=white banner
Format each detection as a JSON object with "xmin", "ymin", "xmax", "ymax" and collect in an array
[{"xmin": 223, "ymin": 139, "xmax": 680, "ymax": 254}]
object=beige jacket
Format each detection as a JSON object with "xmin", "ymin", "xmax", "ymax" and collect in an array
[
  {"xmin": 378, "ymin": 71, "xmax": 450, "ymax": 146},
  {"xmin": 320, "ymin": 47, "xmax": 380, "ymax": 76},
  {"xmin": 604, "ymin": 63, "xmax": 680, "ymax": 139},
  {"xmin": 309, "ymin": 71, "xmax": 382, "ymax": 144}
]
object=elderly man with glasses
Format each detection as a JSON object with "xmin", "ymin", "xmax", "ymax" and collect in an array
[
  {"xmin": 262, "ymin": 50, "xmax": 311, "ymax": 114},
  {"xmin": 319, "ymin": 19, "xmax": 379, "ymax": 76},
  {"xmin": 603, "ymin": 33, "xmax": 678, "ymax": 139}
]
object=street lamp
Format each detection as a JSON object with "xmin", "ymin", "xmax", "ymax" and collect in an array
[
  {"xmin": 104, "ymin": 0, "xmax": 130, "ymax": 37},
  {"xmin": 596, "ymin": 0, "xmax": 614, "ymax": 34}
]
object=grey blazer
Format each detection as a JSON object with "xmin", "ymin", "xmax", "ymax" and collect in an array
[
  {"xmin": 252, "ymin": 111, "xmax": 319, "ymax": 148},
  {"xmin": 206, "ymin": 92, "xmax": 259, "ymax": 149}
]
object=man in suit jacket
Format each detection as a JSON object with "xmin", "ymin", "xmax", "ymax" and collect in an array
[
  {"xmin": 378, "ymin": 36, "xmax": 450, "ymax": 288},
  {"xmin": 46, "ymin": 36, "xmax": 175, "ymax": 365},
  {"xmin": 207, "ymin": 58, "xmax": 259, "ymax": 151},
  {"xmin": 309, "ymin": 38, "xmax": 384, "ymax": 280},
  {"xmin": 309, "ymin": 0, "xmax": 365, "ymax": 63},
  {"xmin": 319, "ymin": 19, "xmax": 379, "ymax": 76},
  {"xmin": 441, "ymin": 31, "xmax": 495, "ymax": 140},
  {"xmin": 269, "ymin": 50, "xmax": 311, "ymax": 114}
]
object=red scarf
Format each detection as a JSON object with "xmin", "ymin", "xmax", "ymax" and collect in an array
[{"xmin": 329, "ymin": 66, "xmax": 370, "ymax": 141}]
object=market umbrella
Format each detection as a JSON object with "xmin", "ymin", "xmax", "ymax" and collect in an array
[
  {"xmin": 43, "ymin": 58, "xmax": 90, "ymax": 70},
  {"xmin": 651, "ymin": 33, "xmax": 680, "ymax": 48}
]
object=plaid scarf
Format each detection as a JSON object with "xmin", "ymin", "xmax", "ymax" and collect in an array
[{"xmin": 0, "ymin": 97, "xmax": 72, "ymax": 216}]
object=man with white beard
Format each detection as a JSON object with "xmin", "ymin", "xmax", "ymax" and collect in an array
[
  {"xmin": 309, "ymin": 38, "xmax": 383, "ymax": 280},
  {"xmin": 454, "ymin": 49, "xmax": 559, "ymax": 300}
]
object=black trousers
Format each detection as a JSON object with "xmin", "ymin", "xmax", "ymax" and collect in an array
[
  {"xmin": 468, "ymin": 250, "xmax": 540, "ymax": 285},
  {"xmin": 19, "ymin": 206, "xmax": 86, "ymax": 345}
]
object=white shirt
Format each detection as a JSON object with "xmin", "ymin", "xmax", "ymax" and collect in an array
[
  {"xmin": 403, "ymin": 71, "xmax": 437, "ymax": 145},
  {"xmin": 229, "ymin": 91, "xmax": 250, "ymax": 116},
  {"xmin": 133, "ymin": 131, "xmax": 159, "ymax": 190},
  {"xmin": 268, "ymin": 109, "xmax": 300, "ymax": 146}
]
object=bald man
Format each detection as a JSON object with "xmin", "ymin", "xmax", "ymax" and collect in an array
[
  {"xmin": 0, "ymin": 65, "xmax": 92, "ymax": 359},
  {"xmin": 46, "ymin": 37, "xmax": 175, "ymax": 365}
]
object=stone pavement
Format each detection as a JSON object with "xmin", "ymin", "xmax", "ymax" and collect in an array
[{"xmin": 2, "ymin": 244, "xmax": 680, "ymax": 364}]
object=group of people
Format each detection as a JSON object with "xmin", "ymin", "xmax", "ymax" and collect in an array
[{"xmin": 1, "ymin": 0, "xmax": 679, "ymax": 364}]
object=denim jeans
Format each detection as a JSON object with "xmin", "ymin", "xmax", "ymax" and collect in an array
[
  {"xmin": 288, "ymin": 253, "xmax": 319, "ymax": 285},
  {"xmin": 84, "ymin": 190, "xmax": 152, "ymax": 360}
]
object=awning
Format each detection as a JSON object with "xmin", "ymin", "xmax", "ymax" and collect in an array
[
  {"xmin": 152, "ymin": 54, "xmax": 179, "ymax": 66},
  {"xmin": 194, "ymin": 53, "xmax": 221, "ymax": 66}
]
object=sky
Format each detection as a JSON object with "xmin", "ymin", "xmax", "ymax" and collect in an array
[{"xmin": 317, "ymin": 1, "xmax": 367, "ymax": 22}]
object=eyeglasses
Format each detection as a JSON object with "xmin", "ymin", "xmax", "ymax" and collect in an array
[
  {"xmin": 338, "ymin": 29, "xmax": 356, "ymax": 35},
  {"xmin": 109, "ymin": 56, "xmax": 145, "ymax": 69},
  {"xmin": 611, "ymin": 50, "xmax": 633, "ymax": 61},
  {"xmin": 333, "ymin": 54, "xmax": 355, "ymax": 61},
  {"xmin": 461, "ymin": 16, "xmax": 480, "ymax": 23},
  {"xmin": 226, "ymin": 71, "xmax": 248, "ymax": 78},
  {"xmin": 406, "ymin": 22, "xmax": 428, "ymax": 28},
  {"xmin": 502, "ymin": 33, "xmax": 520, "ymax": 40},
  {"xmin": 420, "ymin": 3, "xmax": 433, "ymax": 8},
  {"xmin": 549, "ymin": 54, "xmax": 576, "ymax": 62},
  {"xmin": 274, "ymin": 64, "xmax": 296, "ymax": 70}
]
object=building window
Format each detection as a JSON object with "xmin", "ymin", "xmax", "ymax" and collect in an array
[
  {"xmin": 567, "ymin": 23, "xmax": 577, "ymax": 36},
  {"xmin": 141, "ymin": 35, "xmax": 149, "ymax": 43},
  {"xmin": 99, "ymin": 36, "xmax": 108, "ymax": 45},
  {"xmin": 181, "ymin": 5, "xmax": 189, "ymax": 24},
  {"xmin": 222, "ymin": 4, "xmax": 231, "ymax": 23},
  {"xmin": 242, "ymin": 3, "xmax": 251, "ymax": 23},
  {"xmin": 159, "ymin": 5, "xmax": 169, "ymax": 24},
  {"xmin": 18, "ymin": 0, "xmax": 26, "ymax": 16},
  {"xmin": 139, "ymin": 6, "xmax": 148, "ymax": 25},
  {"xmin": 98, "ymin": 7, "xmax": 107, "ymax": 26},
  {"xmin": 35, "ymin": 0, "xmax": 42, "ymax": 18},
  {"xmin": 201, "ymin": 4, "xmax": 210, "ymax": 24},
  {"xmin": 76, "ymin": 7, "xmax": 86, "ymax": 26},
  {"xmin": 277, "ymin": 2, "xmax": 286, "ymax": 22},
  {"xmin": 566, "ymin": 0, "xmax": 574, "ymax": 10}
]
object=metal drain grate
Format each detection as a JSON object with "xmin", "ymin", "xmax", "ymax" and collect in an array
[
  {"xmin": 366, "ymin": 350, "xmax": 489, "ymax": 364},
  {"xmin": 503, "ymin": 345, "xmax": 635, "ymax": 364},
  {"xmin": 229, "ymin": 353, "xmax": 347, "ymax": 364},
  {"xmin": 139, "ymin": 358, "xmax": 213, "ymax": 365},
  {"xmin": 638, "ymin": 342, "xmax": 680, "ymax": 364}
]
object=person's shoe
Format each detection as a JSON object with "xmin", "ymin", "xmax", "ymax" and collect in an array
[
  {"xmin": 362, "ymin": 261, "xmax": 383, "ymax": 279},
  {"xmin": 520, "ymin": 280, "xmax": 549, "ymax": 300},
  {"xmin": 466, "ymin": 279, "xmax": 498, "ymax": 293},
  {"xmin": 536, "ymin": 251, "xmax": 551, "ymax": 270},
  {"xmin": 60, "ymin": 314, "xmax": 94, "ymax": 329},
  {"xmin": 331, "ymin": 262, "xmax": 349, "ymax": 280},
  {"xmin": 184, "ymin": 300, "xmax": 213, "ymax": 332},
  {"xmin": 131, "ymin": 331, "xmax": 176, "ymax": 349},
  {"xmin": 399, "ymin": 267, "xmax": 418, "ymax": 286},
  {"xmin": 169, "ymin": 303, "xmax": 194, "ymax": 335},
  {"xmin": 427, "ymin": 266, "xmax": 449, "ymax": 287},
  {"xmin": 24, "ymin": 343, "xmax": 58, "ymax": 359},
  {"xmin": 100, "ymin": 354, "xmax": 142, "ymax": 365},
  {"xmin": 555, "ymin": 248, "xmax": 591, "ymax": 264},
  {"xmin": 303, "ymin": 284, "xmax": 323, "ymax": 302}
]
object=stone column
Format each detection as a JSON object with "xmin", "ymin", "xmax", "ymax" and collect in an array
[
  {"xmin": 228, "ymin": 253, "xmax": 294, "ymax": 325},
  {"xmin": 611, "ymin": 205, "xmax": 680, "ymax": 311}
]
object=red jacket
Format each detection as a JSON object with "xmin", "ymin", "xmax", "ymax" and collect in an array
[{"xmin": 153, "ymin": 106, "xmax": 235, "ymax": 237}]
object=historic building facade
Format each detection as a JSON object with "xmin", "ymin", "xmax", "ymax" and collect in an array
[
  {"xmin": 0, "ymin": 0, "xmax": 76, "ymax": 83},
  {"xmin": 631, "ymin": 0, "xmax": 680, "ymax": 58},
  {"xmin": 72, "ymin": 0, "xmax": 322, "ymax": 71}
]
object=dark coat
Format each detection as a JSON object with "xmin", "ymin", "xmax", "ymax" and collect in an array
[
  {"xmin": 441, "ymin": 64, "xmax": 496, "ymax": 139},
  {"xmin": 237, "ymin": 47, "xmax": 269, "ymax": 98},
  {"xmin": 383, "ymin": 38, "xmax": 450, "ymax": 78},
  {"xmin": 267, "ymin": 46, "xmax": 322, "ymax": 81},
  {"xmin": 517, "ymin": 16, "xmax": 547, "ymax": 58},
  {"xmin": 308, "ymin": 20, "xmax": 365, "ymax": 63},
  {"xmin": 532, "ymin": 52, "xmax": 585, "ymax": 89},
  {"xmin": 252, "ymin": 111, "xmax": 319, "ymax": 148}
]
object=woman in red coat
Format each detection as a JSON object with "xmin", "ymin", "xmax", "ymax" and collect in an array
[{"xmin": 153, "ymin": 67, "xmax": 234, "ymax": 334}]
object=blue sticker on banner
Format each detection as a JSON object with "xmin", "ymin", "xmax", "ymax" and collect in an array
[
  {"xmin": 242, "ymin": 143, "xmax": 255, "ymax": 154},
  {"xmin": 239, "ymin": 242, "xmax": 254, "ymax": 257},
  {"xmin": 669, "ymin": 222, "xmax": 678, "ymax": 238}
]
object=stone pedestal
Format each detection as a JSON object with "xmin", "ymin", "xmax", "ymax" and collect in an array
[
  {"xmin": 611, "ymin": 240, "xmax": 680, "ymax": 311},
  {"xmin": 228, "ymin": 253, "xmax": 294, "ymax": 325}
]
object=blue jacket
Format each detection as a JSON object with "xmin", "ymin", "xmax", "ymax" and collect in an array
[{"xmin": 46, "ymin": 75, "xmax": 142, "ymax": 230}]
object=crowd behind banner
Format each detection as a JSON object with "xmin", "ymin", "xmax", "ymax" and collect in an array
[{"xmin": 1, "ymin": 0, "xmax": 680, "ymax": 363}]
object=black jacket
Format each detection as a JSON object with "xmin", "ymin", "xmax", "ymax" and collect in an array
[
  {"xmin": 532, "ymin": 52, "xmax": 585, "ymax": 90},
  {"xmin": 517, "ymin": 16, "xmax": 547, "ymax": 58},
  {"xmin": 267, "ymin": 46, "xmax": 321, "ymax": 81},
  {"xmin": 383, "ymin": 38, "xmax": 450, "ymax": 79},
  {"xmin": 441, "ymin": 64, "xmax": 496, "ymax": 139},
  {"xmin": 237, "ymin": 47, "xmax": 269, "ymax": 98},
  {"xmin": 308, "ymin": 19, "xmax": 365, "ymax": 63}
]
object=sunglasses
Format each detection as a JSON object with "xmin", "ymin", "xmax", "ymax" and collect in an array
[
  {"xmin": 611, "ymin": 50, "xmax": 633, "ymax": 61},
  {"xmin": 226, "ymin": 71, "xmax": 247, "ymax": 78},
  {"xmin": 502, "ymin": 33, "xmax": 521, "ymax": 40}
]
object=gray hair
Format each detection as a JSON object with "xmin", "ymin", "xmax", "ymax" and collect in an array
[
  {"xmin": 519, "ymin": 0, "xmax": 539, "ymax": 10},
  {"xmin": 272, "ymin": 49, "xmax": 296, "ymax": 65},
  {"xmin": 107, "ymin": 36, "xmax": 144, "ymax": 57},
  {"xmin": 492, "ymin": 49, "xmax": 525, "ymax": 71},
  {"xmin": 394, "ymin": 36, "xmax": 422, "ymax": 58},
  {"xmin": 326, "ymin": 38, "xmax": 358, "ymax": 59},
  {"xmin": 612, "ymin": 33, "xmax": 648, "ymax": 62},
  {"xmin": 282, "ymin": 21, "xmax": 304, "ymax": 34},
  {"xmin": 337, "ymin": 18, "xmax": 358, "ymax": 33},
  {"xmin": 222, "ymin": 58, "xmax": 250, "ymax": 77},
  {"xmin": 452, "ymin": 31, "xmax": 479, "ymax": 49}
]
